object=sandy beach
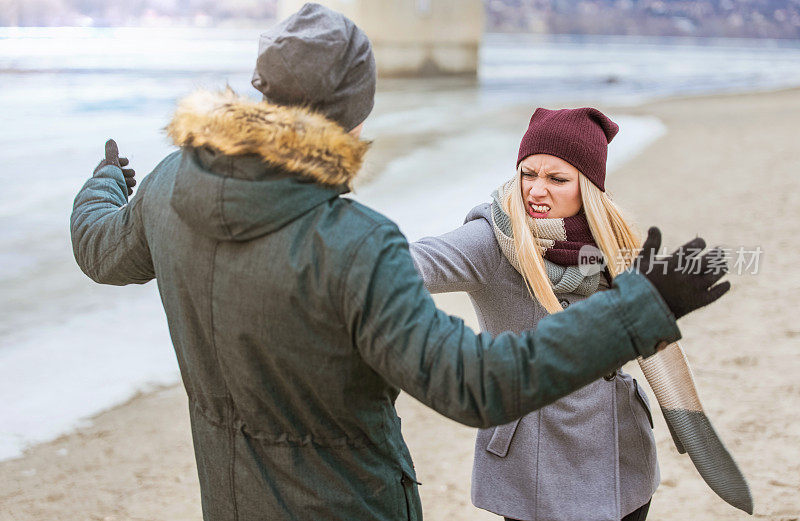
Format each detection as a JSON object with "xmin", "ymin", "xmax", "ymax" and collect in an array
[{"xmin": 2, "ymin": 86, "xmax": 799, "ymax": 520}]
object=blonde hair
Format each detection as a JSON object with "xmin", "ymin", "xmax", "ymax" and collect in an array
[{"xmin": 502, "ymin": 168, "xmax": 642, "ymax": 314}]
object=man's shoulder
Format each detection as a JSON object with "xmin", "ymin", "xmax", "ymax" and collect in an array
[
  {"xmin": 330, "ymin": 197, "xmax": 402, "ymax": 238},
  {"xmin": 315, "ymin": 198, "xmax": 410, "ymax": 270},
  {"xmin": 133, "ymin": 150, "xmax": 183, "ymax": 197},
  {"xmin": 148, "ymin": 150, "xmax": 183, "ymax": 182}
]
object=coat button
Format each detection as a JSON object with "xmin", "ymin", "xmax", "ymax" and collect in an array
[{"xmin": 560, "ymin": 299, "xmax": 570, "ymax": 309}]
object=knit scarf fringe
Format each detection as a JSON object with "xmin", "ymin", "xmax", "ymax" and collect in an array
[{"xmin": 490, "ymin": 180, "xmax": 605, "ymax": 296}]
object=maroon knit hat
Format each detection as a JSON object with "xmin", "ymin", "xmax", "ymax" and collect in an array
[{"xmin": 516, "ymin": 107, "xmax": 619, "ymax": 192}]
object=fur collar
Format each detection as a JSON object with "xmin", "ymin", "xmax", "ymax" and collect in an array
[{"xmin": 166, "ymin": 89, "xmax": 370, "ymax": 187}]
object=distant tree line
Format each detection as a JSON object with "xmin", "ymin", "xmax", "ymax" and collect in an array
[
  {"xmin": 2, "ymin": 0, "xmax": 799, "ymax": 39},
  {"xmin": 0, "ymin": 0, "xmax": 277, "ymax": 26},
  {"xmin": 486, "ymin": 0, "xmax": 800, "ymax": 39}
]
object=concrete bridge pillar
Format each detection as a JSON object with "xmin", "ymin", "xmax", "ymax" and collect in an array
[{"xmin": 277, "ymin": 0, "xmax": 485, "ymax": 77}]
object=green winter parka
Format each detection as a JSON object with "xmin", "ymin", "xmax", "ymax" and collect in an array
[{"xmin": 70, "ymin": 89, "xmax": 681, "ymax": 521}]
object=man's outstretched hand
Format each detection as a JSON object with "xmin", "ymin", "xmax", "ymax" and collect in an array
[
  {"xmin": 94, "ymin": 139, "xmax": 136, "ymax": 196},
  {"xmin": 634, "ymin": 227, "xmax": 731, "ymax": 320}
]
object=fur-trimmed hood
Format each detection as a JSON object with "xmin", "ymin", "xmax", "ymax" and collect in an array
[
  {"xmin": 166, "ymin": 89, "xmax": 370, "ymax": 187},
  {"xmin": 166, "ymin": 89, "xmax": 370, "ymax": 242}
]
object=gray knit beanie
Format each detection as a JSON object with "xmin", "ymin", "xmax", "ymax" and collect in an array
[{"xmin": 251, "ymin": 2, "xmax": 376, "ymax": 132}]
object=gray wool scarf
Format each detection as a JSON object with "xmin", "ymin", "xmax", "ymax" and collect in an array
[{"xmin": 490, "ymin": 181, "xmax": 604, "ymax": 296}]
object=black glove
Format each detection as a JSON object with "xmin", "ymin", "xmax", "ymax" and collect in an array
[
  {"xmin": 634, "ymin": 227, "xmax": 731, "ymax": 320},
  {"xmin": 94, "ymin": 139, "xmax": 136, "ymax": 196}
]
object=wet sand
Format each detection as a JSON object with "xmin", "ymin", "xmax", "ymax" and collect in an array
[{"xmin": 2, "ymin": 87, "xmax": 800, "ymax": 520}]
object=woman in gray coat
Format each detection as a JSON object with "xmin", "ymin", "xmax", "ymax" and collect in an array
[{"xmin": 410, "ymin": 107, "xmax": 657, "ymax": 521}]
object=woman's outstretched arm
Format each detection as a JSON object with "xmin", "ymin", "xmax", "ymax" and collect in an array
[{"xmin": 409, "ymin": 204, "xmax": 503, "ymax": 294}]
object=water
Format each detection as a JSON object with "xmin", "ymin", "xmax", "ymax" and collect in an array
[
  {"xmin": 1, "ymin": 28, "xmax": 799, "ymax": 460},
  {"xmin": 480, "ymin": 33, "xmax": 800, "ymax": 105}
]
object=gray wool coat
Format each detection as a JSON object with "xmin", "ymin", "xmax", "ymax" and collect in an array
[{"xmin": 410, "ymin": 204, "xmax": 659, "ymax": 521}]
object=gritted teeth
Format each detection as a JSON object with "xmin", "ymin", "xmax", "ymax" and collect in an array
[{"xmin": 529, "ymin": 203, "xmax": 551, "ymax": 213}]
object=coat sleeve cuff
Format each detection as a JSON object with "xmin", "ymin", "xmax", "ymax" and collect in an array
[
  {"xmin": 611, "ymin": 271, "xmax": 682, "ymax": 358},
  {"xmin": 94, "ymin": 164, "xmax": 129, "ymax": 203}
]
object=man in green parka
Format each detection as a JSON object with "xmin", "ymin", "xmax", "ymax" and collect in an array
[{"xmin": 70, "ymin": 4, "xmax": 730, "ymax": 520}]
